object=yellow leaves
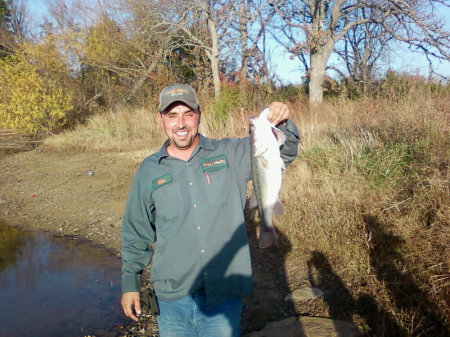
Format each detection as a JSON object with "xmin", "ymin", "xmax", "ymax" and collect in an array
[
  {"xmin": 85, "ymin": 16, "xmax": 129, "ymax": 67},
  {"xmin": 0, "ymin": 54, "xmax": 73, "ymax": 136}
]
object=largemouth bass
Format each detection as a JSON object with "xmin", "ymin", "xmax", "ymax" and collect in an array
[{"xmin": 249, "ymin": 108, "xmax": 286, "ymax": 248}]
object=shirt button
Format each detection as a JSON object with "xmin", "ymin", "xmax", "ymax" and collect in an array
[
  {"xmin": 197, "ymin": 226, "xmax": 201, "ymax": 230},
  {"xmin": 189, "ymin": 182, "xmax": 193, "ymax": 186},
  {"xmin": 204, "ymin": 272, "xmax": 208, "ymax": 276},
  {"xmin": 186, "ymin": 162, "xmax": 189, "ymax": 166},
  {"xmin": 193, "ymin": 204, "xmax": 197, "ymax": 208},
  {"xmin": 200, "ymin": 249, "xmax": 205, "ymax": 254}
]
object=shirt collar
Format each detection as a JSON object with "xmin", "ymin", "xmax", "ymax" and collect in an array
[{"xmin": 155, "ymin": 134, "xmax": 215, "ymax": 164}]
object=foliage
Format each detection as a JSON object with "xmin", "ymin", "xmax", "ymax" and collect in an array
[
  {"xmin": 80, "ymin": 16, "xmax": 131, "ymax": 106},
  {"xmin": 0, "ymin": 43, "xmax": 73, "ymax": 136},
  {"xmin": 376, "ymin": 70, "xmax": 450, "ymax": 99},
  {"xmin": 204, "ymin": 83, "xmax": 243, "ymax": 124},
  {"xmin": 85, "ymin": 16, "xmax": 128, "ymax": 67},
  {"xmin": 268, "ymin": 84, "xmax": 307, "ymax": 102}
]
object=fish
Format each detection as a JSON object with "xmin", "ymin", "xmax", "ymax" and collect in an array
[{"xmin": 249, "ymin": 108, "xmax": 286, "ymax": 248}]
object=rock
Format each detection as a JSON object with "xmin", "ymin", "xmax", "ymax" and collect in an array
[
  {"xmin": 244, "ymin": 316, "xmax": 362, "ymax": 337},
  {"xmin": 284, "ymin": 287, "xmax": 324, "ymax": 301}
]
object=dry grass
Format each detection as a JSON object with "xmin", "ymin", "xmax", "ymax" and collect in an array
[
  {"xmin": 277, "ymin": 92, "xmax": 449, "ymax": 336},
  {"xmin": 44, "ymin": 107, "xmax": 165, "ymax": 153},
  {"xmin": 44, "ymin": 86, "xmax": 449, "ymax": 336}
]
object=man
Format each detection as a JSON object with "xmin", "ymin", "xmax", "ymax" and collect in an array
[{"xmin": 121, "ymin": 83, "xmax": 300, "ymax": 336}]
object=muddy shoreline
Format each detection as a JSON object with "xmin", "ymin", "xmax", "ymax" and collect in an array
[{"xmin": 0, "ymin": 148, "xmax": 150, "ymax": 336}]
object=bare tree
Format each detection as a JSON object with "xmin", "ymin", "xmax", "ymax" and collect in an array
[
  {"xmin": 145, "ymin": 0, "xmax": 236, "ymax": 98},
  {"xmin": 334, "ymin": 7, "xmax": 394, "ymax": 93},
  {"xmin": 237, "ymin": 0, "xmax": 275, "ymax": 83},
  {"xmin": 270, "ymin": 0, "xmax": 450, "ymax": 104},
  {"xmin": 0, "ymin": 0, "xmax": 29, "ymax": 51},
  {"xmin": 7, "ymin": 0, "xmax": 28, "ymax": 42},
  {"xmin": 0, "ymin": 0, "xmax": 14, "ymax": 56}
]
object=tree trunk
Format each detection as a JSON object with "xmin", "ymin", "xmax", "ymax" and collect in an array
[
  {"xmin": 202, "ymin": 0, "xmax": 221, "ymax": 98},
  {"xmin": 210, "ymin": 50, "xmax": 221, "ymax": 98},
  {"xmin": 239, "ymin": 0, "xmax": 249, "ymax": 84},
  {"xmin": 308, "ymin": 52, "xmax": 328, "ymax": 105}
]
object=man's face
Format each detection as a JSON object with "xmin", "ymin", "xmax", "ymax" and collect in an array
[{"xmin": 159, "ymin": 103, "xmax": 201, "ymax": 151}]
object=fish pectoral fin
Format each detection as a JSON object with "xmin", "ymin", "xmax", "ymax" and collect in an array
[
  {"xmin": 260, "ymin": 156, "xmax": 270, "ymax": 169},
  {"xmin": 273, "ymin": 197, "xmax": 283, "ymax": 215},
  {"xmin": 258, "ymin": 226, "xmax": 278, "ymax": 249},
  {"xmin": 253, "ymin": 146, "xmax": 268, "ymax": 158}
]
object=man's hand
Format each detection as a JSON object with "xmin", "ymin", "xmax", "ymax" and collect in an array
[
  {"xmin": 121, "ymin": 291, "xmax": 141, "ymax": 321},
  {"xmin": 267, "ymin": 102, "xmax": 290, "ymax": 126}
]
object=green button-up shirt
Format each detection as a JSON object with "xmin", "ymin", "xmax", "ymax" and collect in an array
[{"xmin": 121, "ymin": 120, "xmax": 300, "ymax": 308}]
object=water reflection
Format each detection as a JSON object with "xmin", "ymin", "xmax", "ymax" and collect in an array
[{"xmin": 0, "ymin": 222, "xmax": 125, "ymax": 337}]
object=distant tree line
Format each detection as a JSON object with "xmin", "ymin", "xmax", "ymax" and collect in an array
[{"xmin": 0, "ymin": 0, "xmax": 449, "ymax": 135}]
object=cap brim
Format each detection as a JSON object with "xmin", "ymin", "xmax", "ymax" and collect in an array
[{"xmin": 160, "ymin": 100, "xmax": 199, "ymax": 113}]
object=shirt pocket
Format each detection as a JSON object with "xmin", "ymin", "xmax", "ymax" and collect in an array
[
  {"xmin": 198, "ymin": 165, "xmax": 233, "ymax": 208},
  {"xmin": 152, "ymin": 182, "xmax": 184, "ymax": 224}
]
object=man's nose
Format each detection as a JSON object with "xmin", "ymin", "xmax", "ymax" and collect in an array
[{"xmin": 177, "ymin": 116, "xmax": 186, "ymax": 128}]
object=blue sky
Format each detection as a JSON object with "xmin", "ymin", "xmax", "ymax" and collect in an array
[
  {"xmin": 272, "ymin": 42, "xmax": 450, "ymax": 85},
  {"xmin": 28, "ymin": 0, "xmax": 450, "ymax": 85}
]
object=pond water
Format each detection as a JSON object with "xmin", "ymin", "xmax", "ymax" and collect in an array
[{"xmin": 0, "ymin": 221, "xmax": 126, "ymax": 337}]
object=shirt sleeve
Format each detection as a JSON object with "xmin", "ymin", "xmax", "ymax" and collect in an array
[
  {"xmin": 277, "ymin": 119, "xmax": 300, "ymax": 167},
  {"xmin": 229, "ymin": 137, "xmax": 252, "ymax": 183},
  {"xmin": 121, "ymin": 169, "xmax": 156, "ymax": 293}
]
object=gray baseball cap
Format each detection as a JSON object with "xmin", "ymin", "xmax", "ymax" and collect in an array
[{"xmin": 158, "ymin": 84, "xmax": 200, "ymax": 113}]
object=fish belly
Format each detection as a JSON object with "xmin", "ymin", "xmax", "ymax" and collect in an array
[{"xmin": 252, "ymin": 152, "xmax": 282, "ymax": 248}]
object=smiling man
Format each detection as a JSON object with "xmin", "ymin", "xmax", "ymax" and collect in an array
[
  {"xmin": 159, "ymin": 103, "xmax": 201, "ymax": 160},
  {"xmin": 120, "ymin": 83, "xmax": 300, "ymax": 337}
]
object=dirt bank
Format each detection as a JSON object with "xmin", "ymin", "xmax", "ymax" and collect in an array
[{"xmin": 0, "ymin": 149, "xmax": 140, "ymax": 252}]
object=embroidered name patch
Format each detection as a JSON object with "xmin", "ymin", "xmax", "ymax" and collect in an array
[
  {"xmin": 200, "ymin": 155, "xmax": 229, "ymax": 173},
  {"xmin": 152, "ymin": 174, "xmax": 172, "ymax": 189}
]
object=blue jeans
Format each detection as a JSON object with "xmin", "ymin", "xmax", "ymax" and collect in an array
[{"xmin": 156, "ymin": 290, "xmax": 242, "ymax": 337}]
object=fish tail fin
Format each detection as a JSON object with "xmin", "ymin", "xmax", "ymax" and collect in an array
[{"xmin": 258, "ymin": 226, "xmax": 278, "ymax": 249}]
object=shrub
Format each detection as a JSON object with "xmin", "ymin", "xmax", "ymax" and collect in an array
[
  {"xmin": 0, "ymin": 49, "xmax": 73, "ymax": 136},
  {"xmin": 204, "ymin": 83, "xmax": 243, "ymax": 124}
]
